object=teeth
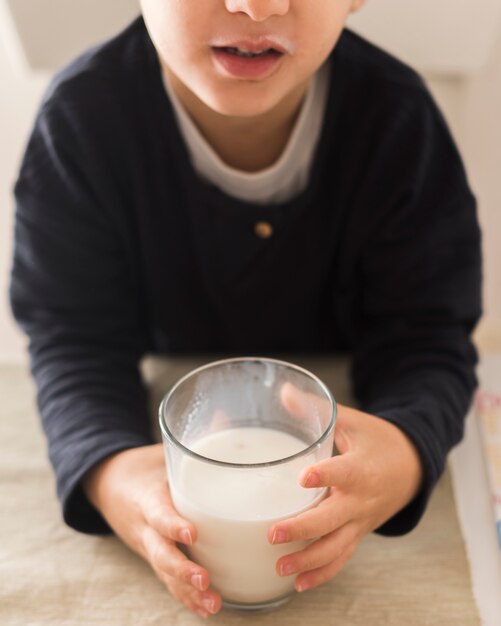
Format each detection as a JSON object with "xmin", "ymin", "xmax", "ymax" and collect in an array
[{"xmin": 226, "ymin": 47, "xmax": 271, "ymax": 58}]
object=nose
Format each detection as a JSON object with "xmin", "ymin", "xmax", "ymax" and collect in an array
[{"xmin": 225, "ymin": 0, "xmax": 290, "ymax": 21}]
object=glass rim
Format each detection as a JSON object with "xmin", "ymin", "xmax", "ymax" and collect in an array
[{"xmin": 158, "ymin": 356, "xmax": 337, "ymax": 469}]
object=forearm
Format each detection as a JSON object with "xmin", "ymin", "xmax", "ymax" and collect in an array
[
  {"xmin": 30, "ymin": 338, "xmax": 153, "ymax": 533},
  {"xmin": 352, "ymin": 324, "xmax": 478, "ymax": 535},
  {"xmin": 13, "ymin": 258, "xmax": 154, "ymax": 533}
]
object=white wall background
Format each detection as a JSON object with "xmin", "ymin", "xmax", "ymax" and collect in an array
[
  {"xmin": 1, "ymin": 2, "xmax": 501, "ymax": 362},
  {"xmin": 0, "ymin": 35, "xmax": 47, "ymax": 362},
  {"xmin": 348, "ymin": 0, "xmax": 501, "ymax": 75}
]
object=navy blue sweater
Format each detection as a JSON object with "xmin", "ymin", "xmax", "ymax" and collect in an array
[{"xmin": 10, "ymin": 17, "xmax": 482, "ymax": 536}]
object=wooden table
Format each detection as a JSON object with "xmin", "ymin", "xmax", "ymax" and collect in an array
[{"xmin": 0, "ymin": 357, "xmax": 480, "ymax": 625}]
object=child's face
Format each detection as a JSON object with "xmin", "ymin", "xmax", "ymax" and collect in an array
[{"xmin": 140, "ymin": 0, "xmax": 365, "ymax": 118}]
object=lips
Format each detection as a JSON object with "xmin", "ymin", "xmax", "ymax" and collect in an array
[{"xmin": 210, "ymin": 37, "xmax": 290, "ymax": 79}]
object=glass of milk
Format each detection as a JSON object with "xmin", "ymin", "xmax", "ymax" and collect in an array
[{"xmin": 159, "ymin": 357, "xmax": 336, "ymax": 612}]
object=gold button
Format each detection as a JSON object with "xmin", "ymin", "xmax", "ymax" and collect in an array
[{"xmin": 254, "ymin": 221, "xmax": 274, "ymax": 239}]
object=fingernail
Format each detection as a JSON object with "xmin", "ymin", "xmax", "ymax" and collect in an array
[
  {"xmin": 191, "ymin": 573, "xmax": 204, "ymax": 591},
  {"xmin": 302, "ymin": 471, "xmax": 320, "ymax": 488},
  {"xmin": 196, "ymin": 608, "xmax": 209, "ymax": 618},
  {"xmin": 296, "ymin": 580, "xmax": 309, "ymax": 592},
  {"xmin": 271, "ymin": 529, "xmax": 288, "ymax": 544},
  {"xmin": 279, "ymin": 562, "xmax": 296, "ymax": 576},
  {"xmin": 179, "ymin": 528, "xmax": 193, "ymax": 545},
  {"xmin": 202, "ymin": 598, "xmax": 216, "ymax": 613}
]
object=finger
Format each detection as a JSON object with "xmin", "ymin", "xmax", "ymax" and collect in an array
[
  {"xmin": 269, "ymin": 493, "xmax": 353, "ymax": 544},
  {"xmin": 142, "ymin": 525, "xmax": 210, "ymax": 590},
  {"xmin": 142, "ymin": 489, "xmax": 197, "ymax": 545},
  {"xmin": 187, "ymin": 587, "xmax": 222, "ymax": 616},
  {"xmin": 160, "ymin": 577, "xmax": 215, "ymax": 618},
  {"xmin": 294, "ymin": 539, "xmax": 359, "ymax": 592},
  {"xmin": 298, "ymin": 453, "xmax": 358, "ymax": 491},
  {"xmin": 164, "ymin": 577, "xmax": 222, "ymax": 617},
  {"xmin": 276, "ymin": 522, "xmax": 358, "ymax": 577},
  {"xmin": 161, "ymin": 573, "xmax": 222, "ymax": 617},
  {"xmin": 280, "ymin": 382, "xmax": 332, "ymax": 422}
]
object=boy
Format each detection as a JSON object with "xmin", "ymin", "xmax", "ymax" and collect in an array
[{"xmin": 9, "ymin": 0, "xmax": 481, "ymax": 618}]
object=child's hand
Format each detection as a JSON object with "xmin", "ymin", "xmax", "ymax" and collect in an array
[
  {"xmin": 83, "ymin": 444, "xmax": 222, "ymax": 618},
  {"xmin": 268, "ymin": 384, "xmax": 423, "ymax": 592}
]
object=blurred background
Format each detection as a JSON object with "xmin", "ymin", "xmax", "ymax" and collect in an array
[{"xmin": 1, "ymin": 0, "xmax": 501, "ymax": 362}]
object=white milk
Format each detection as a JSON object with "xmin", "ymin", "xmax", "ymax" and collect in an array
[{"xmin": 169, "ymin": 427, "xmax": 325, "ymax": 605}]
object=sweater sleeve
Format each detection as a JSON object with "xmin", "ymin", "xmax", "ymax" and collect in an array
[
  {"xmin": 9, "ymin": 89, "xmax": 153, "ymax": 535},
  {"xmin": 349, "ymin": 89, "xmax": 482, "ymax": 536}
]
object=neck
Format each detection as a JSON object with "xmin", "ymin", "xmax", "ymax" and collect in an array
[{"xmin": 164, "ymin": 70, "xmax": 310, "ymax": 172}]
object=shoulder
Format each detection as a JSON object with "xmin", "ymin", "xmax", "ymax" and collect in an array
[
  {"xmin": 336, "ymin": 29, "xmax": 427, "ymax": 95},
  {"xmin": 39, "ymin": 16, "xmax": 154, "ymax": 127},
  {"xmin": 332, "ymin": 28, "xmax": 443, "ymax": 132},
  {"xmin": 18, "ymin": 17, "xmax": 157, "ymax": 213},
  {"xmin": 327, "ymin": 32, "xmax": 473, "ymax": 227},
  {"xmin": 26, "ymin": 15, "xmax": 159, "ymax": 178},
  {"xmin": 330, "ymin": 29, "xmax": 454, "ymax": 157}
]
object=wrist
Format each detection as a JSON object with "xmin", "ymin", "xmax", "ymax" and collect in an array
[
  {"xmin": 82, "ymin": 449, "xmax": 129, "ymax": 511},
  {"xmin": 405, "ymin": 439, "xmax": 424, "ymax": 498},
  {"xmin": 82, "ymin": 444, "xmax": 165, "ymax": 512},
  {"xmin": 389, "ymin": 421, "xmax": 424, "ymax": 503}
]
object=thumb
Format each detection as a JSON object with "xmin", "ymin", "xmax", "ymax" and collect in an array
[
  {"xmin": 299, "ymin": 453, "xmax": 356, "ymax": 490},
  {"xmin": 280, "ymin": 381, "xmax": 332, "ymax": 422}
]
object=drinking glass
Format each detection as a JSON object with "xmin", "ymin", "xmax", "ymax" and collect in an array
[{"xmin": 159, "ymin": 357, "xmax": 336, "ymax": 612}]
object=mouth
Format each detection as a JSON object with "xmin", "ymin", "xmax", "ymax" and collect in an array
[{"xmin": 211, "ymin": 45, "xmax": 286, "ymax": 79}]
